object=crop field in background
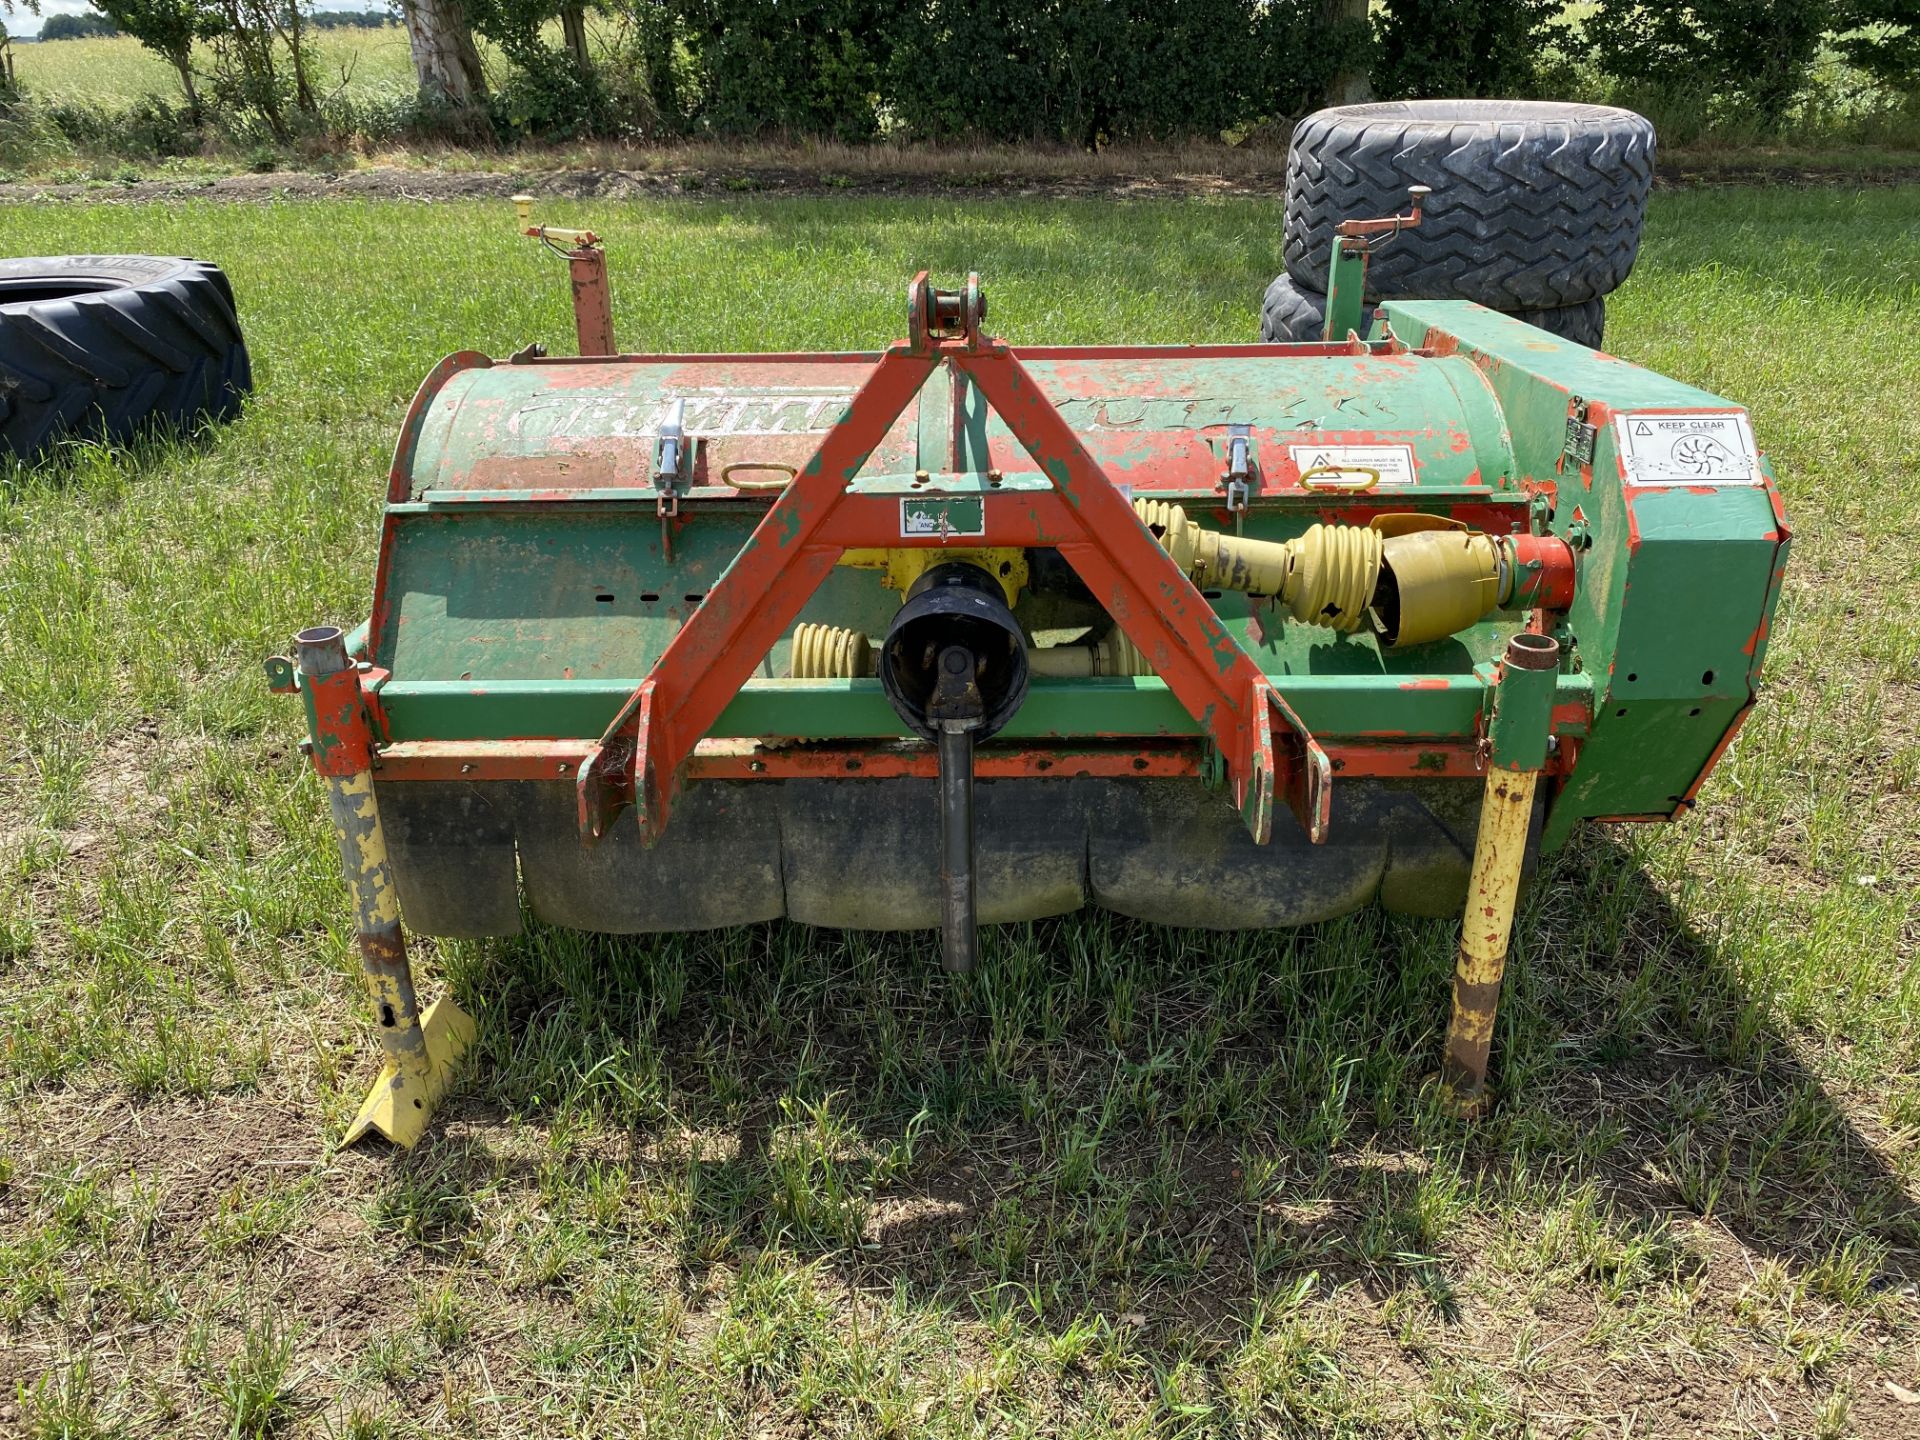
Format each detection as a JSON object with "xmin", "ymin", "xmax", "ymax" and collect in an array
[
  {"xmin": 9, "ymin": 26, "xmax": 424, "ymax": 110},
  {"xmin": 0, "ymin": 187, "xmax": 1917, "ymax": 1438}
]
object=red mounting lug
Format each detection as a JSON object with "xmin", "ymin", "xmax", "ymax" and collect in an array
[{"xmin": 907, "ymin": 270, "xmax": 987, "ymax": 351}]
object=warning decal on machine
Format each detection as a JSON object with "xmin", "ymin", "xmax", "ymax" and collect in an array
[
  {"xmin": 1287, "ymin": 442, "xmax": 1418, "ymax": 488},
  {"xmin": 900, "ymin": 495, "xmax": 986, "ymax": 539},
  {"xmin": 1615, "ymin": 411, "xmax": 1763, "ymax": 486}
]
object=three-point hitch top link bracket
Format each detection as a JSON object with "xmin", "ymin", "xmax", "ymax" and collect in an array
[
  {"xmin": 1323, "ymin": 185, "xmax": 1430, "ymax": 344},
  {"xmin": 910, "ymin": 270, "xmax": 988, "ymax": 349},
  {"xmin": 572, "ymin": 270, "xmax": 1334, "ymax": 897}
]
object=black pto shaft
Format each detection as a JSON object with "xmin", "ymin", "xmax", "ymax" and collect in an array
[{"xmin": 930, "ymin": 644, "xmax": 983, "ymax": 974}]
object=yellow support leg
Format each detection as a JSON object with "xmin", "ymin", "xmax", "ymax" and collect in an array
[
  {"xmin": 1437, "ymin": 766, "xmax": 1539, "ymax": 1118},
  {"xmin": 1435, "ymin": 631, "xmax": 1561, "ymax": 1118},
  {"xmin": 296, "ymin": 626, "xmax": 475, "ymax": 1151},
  {"xmin": 321, "ymin": 767, "xmax": 475, "ymax": 1151},
  {"xmin": 344, "ymin": 994, "xmax": 475, "ymax": 1149}
]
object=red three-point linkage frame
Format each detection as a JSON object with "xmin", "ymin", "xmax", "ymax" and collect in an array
[{"xmin": 574, "ymin": 273, "xmax": 1333, "ymax": 850}]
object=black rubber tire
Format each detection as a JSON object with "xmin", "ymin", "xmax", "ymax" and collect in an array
[
  {"xmin": 1283, "ymin": 100, "xmax": 1655, "ymax": 310},
  {"xmin": 1259, "ymin": 272, "xmax": 1605, "ymax": 348},
  {"xmin": 0, "ymin": 255, "xmax": 251, "ymax": 461}
]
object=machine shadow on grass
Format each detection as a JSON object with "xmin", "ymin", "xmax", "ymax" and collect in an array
[{"xmin": 377, "ymin": 827, "xmax": 1916, "ymax": 1346}]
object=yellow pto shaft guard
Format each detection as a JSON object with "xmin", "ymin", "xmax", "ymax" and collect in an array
[{"xmin": 1136, "ymin": 500, "xmax": 1515, "ymax": 649}]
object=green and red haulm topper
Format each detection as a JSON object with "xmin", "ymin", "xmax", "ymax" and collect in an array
[{"xmin": 271, "ymin": 195, "xmax": 1788, "ymax": 1146}]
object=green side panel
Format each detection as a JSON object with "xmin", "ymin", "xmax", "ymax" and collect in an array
[
  {"xmin": 1551, "ymin": 483, "xmax": 1781, "ymax": 820},
  {"xmin": 375, "ymin": 509, "xmax": 898, "ymax": 683},
  {"xmin": 1377, "ymin": 302, "xmax": 1789, "ymax": 837}
]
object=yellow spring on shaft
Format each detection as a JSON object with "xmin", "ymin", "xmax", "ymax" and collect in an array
[
  {"xmin": 1280, "ymin": 523, "xmax": 1382, "ymax": 632},
  {"xmin": 789, "ymin": 623, "xmax": 873, "ymax": 679},
  {"xmin": 1099, "ymin": 627, "xmax": 1152, "ymax": 676}
]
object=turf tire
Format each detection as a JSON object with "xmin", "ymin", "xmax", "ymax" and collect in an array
[
  {"xmin": 1259, "ymin": 272, "xmax": 1605, "ymax": 348},
  {"xmin": 0, "ymin": 255, "xmax": 251, "ymax": 462},
  {"xmin": 1283, "ymin": 100, "xmax": 1655, "ymax": 310}
]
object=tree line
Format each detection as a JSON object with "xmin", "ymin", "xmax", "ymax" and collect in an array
[{"xmin": 38, "ymin": 0, "xmax": 1920, "ymax": 146}]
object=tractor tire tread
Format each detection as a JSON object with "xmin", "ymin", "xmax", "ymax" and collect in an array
[
  {"xmin": 1283, "ymin": 100, "xmax": 1655, "ymax": 310},
  {"xmin": 0, "ymin": 255, "xmax": 250, "ymax": 462}
]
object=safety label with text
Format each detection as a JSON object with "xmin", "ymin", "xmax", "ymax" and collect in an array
[
  {"xmin": 1615, "ymin": 411, "xmax": 1763, "ymax": 486},
  {"xmin": 900, "ymin": 496, "xmax": 986, "ymax": 539},
  {"xmin": 1287, "ymin": 442, "xmax": 1417, "ymax": 488}
]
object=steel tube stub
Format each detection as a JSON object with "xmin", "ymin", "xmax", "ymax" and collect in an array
[{"xmin": 1436, "ymin": 631, "xmax": 1562, "ymax": 1118}]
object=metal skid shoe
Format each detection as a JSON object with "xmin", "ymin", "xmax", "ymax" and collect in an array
[{"xmin": 273, "ymin": 626, "xmax": 476, "ymax": 1149}]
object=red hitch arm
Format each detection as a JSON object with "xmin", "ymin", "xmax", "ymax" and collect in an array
[{"xmin": 575, "ymin": 274, "xmax": 1330, "ymax": 849}]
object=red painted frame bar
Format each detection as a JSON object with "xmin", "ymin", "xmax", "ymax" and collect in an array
[
  {"xmin": 951, "ymin": 341, "xmax": 1326, "ymax": 845},
  {"xmin": 574, "ymin": 290, "xmax": 1331, "ymax": 850},
  {"xmin": 378, "ymin": 737, "xmax": 1575, "ymax": 785}
]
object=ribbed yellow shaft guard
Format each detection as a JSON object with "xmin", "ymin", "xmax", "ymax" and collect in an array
[
  {"xmin": 1134, "ymin": 500, "xmax": 1383, "ymax": 633},
  {"xmin": 1280, "ymin": 523, "xmax": 1385, "ymax": 632},
  {"xmin": 790, "ymin": 622, "xmax": 874, "ymax": 678},
  {"xmin": 1133, "ymin": 499, "xmax": 1294, "ymax": 596},
  {"xmin": 793, "ymin": 623, "xmax": 1153, "ymax": 679}
]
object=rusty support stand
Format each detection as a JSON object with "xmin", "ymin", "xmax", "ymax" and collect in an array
[
  {"xmin": 568, "ymin": 245, "xmax": 616, "ymax": 357},
  {"xmin": 1437, "ymin": 631, "xmax": 1561, "ymax": 1117},
  {"xmin": 295, "ymin": 626, "xmax": 475, "ymax": 1149}
]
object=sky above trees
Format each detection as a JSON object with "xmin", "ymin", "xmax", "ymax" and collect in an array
[{"xmin": 10, "ymin": 0, "xmax": 373, "ymax": 34}]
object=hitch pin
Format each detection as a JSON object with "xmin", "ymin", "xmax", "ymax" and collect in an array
[
  {"xmin": 1222, "ymin": 423, "xmax": 1253, "ymax": 536},
  {"xmin": 654, "ymin": 397, "xmax": 688, "ymax": 563}
]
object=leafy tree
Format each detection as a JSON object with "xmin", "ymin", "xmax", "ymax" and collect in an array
[
  {"xmin": 93, "ymin": 0, "xmax": 207, "ymax": 121},
  {"xmin": 465, "ymin": 0, "xmax": 606, "ymax": 135},
  {"xmin": 1587, "ymin": 0, "xmax": 1834, "ymax": 129},
  {"xmin": 1370, "ymin": 0, "xmax": 1562, "ymax": 98},
  {"xmin": 885, "ymin": 0, "xmax": 1330, "ymax": 147},
  {"xmin": 41, "ymin": 12, "xmax": 120, "ymax": 37},
  {"xmin": 1833, "ymin": 0, "xmax": 1920, "ymax": 93},
  {"xmin": 307, "ymin": 8, "xmax": 401, "ymax": 26},
  {"xmin": 678, "ymin": 0, "xmax": 894, "ymax": 141},
  {"xmin": 394, "ymin": 0, "xmax": 489, "ymax": 114}
]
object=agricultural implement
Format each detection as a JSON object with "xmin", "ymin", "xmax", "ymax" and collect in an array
[{"xmin": 272, "ymin": 192, "xmax": 1787, "ymax": 1147}]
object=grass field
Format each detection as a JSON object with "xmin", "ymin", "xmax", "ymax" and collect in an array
[
  {"xmin": 9, "ymin": 26, "xmax": 423, "ymax": 110},
  {"xmin": 1, "ymin": 186, "xmax": 1917, "ymax": 1437}
]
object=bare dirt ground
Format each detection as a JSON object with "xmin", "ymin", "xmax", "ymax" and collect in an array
[{"xmin": 5, "ymin": 152, "xmax": 1916, "ymax": 207}]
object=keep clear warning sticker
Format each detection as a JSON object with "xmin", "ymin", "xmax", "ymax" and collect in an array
[
  {"xmin": 1615, "ymin": 411, "xmax": 1763, "ymax": 486},
  {"xmin": 1288, "ymin": 442, "xmax": 1418, "ymax": 488}
]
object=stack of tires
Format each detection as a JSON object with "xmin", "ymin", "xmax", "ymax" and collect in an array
[{"xmin": 1260, "ymin": 100, "xmax": 1657, "ymax": 350}]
